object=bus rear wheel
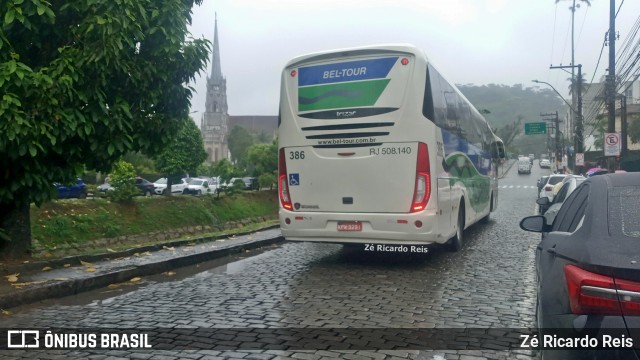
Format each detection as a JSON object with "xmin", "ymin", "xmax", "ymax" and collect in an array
[{"xmin": 448, "ymin": 202, "xmax": 464, "ymax": 252}]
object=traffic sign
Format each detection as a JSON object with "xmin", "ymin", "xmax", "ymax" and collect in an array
[
  {"xmin": 525, "ymin": 122, "xmax": 547, "ymax": 135},
  {"xmin": 604, "ymin": 133, "xmax": 620, "ymax": 156},
  {"xmin": 576, "ymin": 153, "xmax": 584, "ymax": 166}
]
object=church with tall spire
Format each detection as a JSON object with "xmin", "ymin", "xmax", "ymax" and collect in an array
[{"xmin": 201, "ymin": 13, "xmax": 229, "ymax": 163}]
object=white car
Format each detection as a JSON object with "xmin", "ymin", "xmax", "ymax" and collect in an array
[
  {"xmin": 517, "ymin": 157, "xmax": 532, "ymax": 174},
  {"xmin": 538, "ymin": 175, "xmax": 586, "ymax": 222},
  {"xmin": 153, "ymin": 178, "xmax": 189, "ymax": 195},
  {"xmin": 183, "ymin": 177, "xmax": 216, "ymax": 195},
  {"xmin": 539, "ymin": 159, "xmax": 551, "ymax": 168},
  {"xmin": 538, "ymin": 174, "xmax": 568, "ymax": 201}
]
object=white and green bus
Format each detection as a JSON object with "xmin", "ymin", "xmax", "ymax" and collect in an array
[{"xmin": 277, "ymin": 44, "xmax": 505, "ymax": 251}]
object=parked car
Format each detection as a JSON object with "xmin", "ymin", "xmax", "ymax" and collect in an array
[
  {"xmin": 520, "ymin": 173, "xmax": 640, "ymax": 360},
  {"xmin": 218, "ymin": 177, "xmax": 248, "ymax": 192},
  {"xmin": 241, "ymin": 177, "xmax": 259, "ymax": 191},
  {"xmin": 517, "ymin": 157, "xmax": 532, "ymax": 174},
  {"xmin": 528, "ymin": 153, "xmax": 535, "ymax": 165},
  {"xmin": 537, "ymin": 175, "xmax": 586, "ymax": 219},
  {"xmin": 154, "ymin": 178, "xmax": 189, "ymax": 195},
  {"xmin": 539, "ymin": 159, "xmax": 551, "ymax": 168},
  {"xmin": 539, "ymin": 174, "xmax": 567, "ymax": 201},
  {"xmin": 135, "ymin": 177, "xmax": 155, "ymax": 196},
  {"xmin": 98, "ymin": 182, "xmax": 114, "ymax": 196},
  {"xmin": 183, "ymin": 177, "xmax": 215, "ymax": 195},
  {"xmin": 536, "ymin": 176, "xmax": 549, "ymax": 197},
  {"xmin": 54, "ymin": 178, "xmax": 87, "ymax": 199}
]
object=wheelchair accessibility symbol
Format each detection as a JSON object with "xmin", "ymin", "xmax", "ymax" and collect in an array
[{"xmin": 289, "ymin": 174, "xmax": 300, "ymax": 186}]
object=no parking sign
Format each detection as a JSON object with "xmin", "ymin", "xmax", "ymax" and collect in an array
[{"xmin": 604, "ymin": 133, "xmax": 620, "ymax": 156}]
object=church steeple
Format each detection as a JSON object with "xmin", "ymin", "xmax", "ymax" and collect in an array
[
  {"xmin": 201, "ymin": 12, "xmax": 229, "ymax": 163},
  {"xmin": 210, "ymin": 12, "xmax": 223, "ymax": 81}
]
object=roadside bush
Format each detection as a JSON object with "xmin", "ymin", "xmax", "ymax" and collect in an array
[
  {"xmin": 109, "ymin": 160, "xmax": 138, "ymax": 203},
  {"xmin": 225, "ymin": 179, "xmax": 246, "ymax": 197},
  {"xmin": 258, "ymin": 173, "xmax": 276, "ymax": 190}
]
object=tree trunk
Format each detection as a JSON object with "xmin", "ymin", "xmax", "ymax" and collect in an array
[
  {"xmin": 0, "ymin": 201, "xmax": 32, "ymax": 259},
  {"xmin": 166, "ymin": 176, "xmax": 173, "ymax": 197}
]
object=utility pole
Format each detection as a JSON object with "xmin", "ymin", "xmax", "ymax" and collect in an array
[
  {"xmin": 541, "ymin": 112, "xmax": 561, "ymax": 170},
  {"xmin": 607, "ymin": 0, "xmax": 617, "ymax": 171},
  {"xmin": 620, "ymin": 95, "xmax": 628, "ymax": 157}
]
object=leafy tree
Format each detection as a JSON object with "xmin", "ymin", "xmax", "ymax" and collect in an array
[
  {"xmin": 212, "ymin": 159, "xmax": 239, "ymax": 186},
  {"xmin": 154, "ymin": 117, "xmax": 207, "ymax": 195},
  {"xmin": 123, "ymin": 152, "xmax": 157, "ymax": 175},
  {"xmin": 494, "ymin": 115, "xmax": 524, "ymax": 148},
  {"xmin": 245, "ymin": 141, "xmax": 278, "ymax": 177},
  {"xmin": 0, "ymin": 0, "xmax": 210, "ymax": 257},
  {"xmin": 108, "ymin": 160, "xmax": 139, "ymax": 203},
  {"xmin": 227, "ymin": 125, "xmax": 255, "ymax": 164},
  {"xmin": 629, "ymin": 114, "xmax": 640, "ymax": 145},
  {"xmin": 256, "ymin": 130, "xmax": 272, "ymax": 144}
]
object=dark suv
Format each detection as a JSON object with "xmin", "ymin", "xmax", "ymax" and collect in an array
[{"xmin": 135, "ymin": 177, "xmax": 155, "ymax": 196}]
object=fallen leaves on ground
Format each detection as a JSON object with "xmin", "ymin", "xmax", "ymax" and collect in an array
[
  {"xmin": 1, "ymin": 309, "xmax": 12, "ymax": 316},
  {"xmin": 108, "ymin": 284, "xmax": 120, "ymax": 289},
  {"xmin": 85, "ymin": 267, "xmax": 96, "ymax": 273},
  {"xmin": 163, "ymin": 246, "xmax": 175, "ymax": 251},
  {"xmin": 54, "ymin": 278, "xmax": 69, "ymax": 281},
  {"xmin": 63, "ymin": 264, "xmax": 71, "ymax": 268},
  {"xmin": 11, "ymin": 280, "xmax": 46, "ymax": 288},
  {"xmin": 106, "ymin": 248, "xmax": 117, "ymax": 253},
  {"xmin": 80, "ymin": 260, "xmax": 94, "ymax": 267},
  {"xmin": 41, "ymin": 266, "xmax": 52, "ymax": 271},
  {"xmin": 5, "ymin": 274, "xmax": 19, "ymax": 283},
  {"xmin": 163, "ymin": 271, "xmax": 176, "ymax": 276},
  {"xmin": 141, "ymin": 252, "xmax": 151, "ymax": 256},
  {"xmin": 129, "ymin": 277, "xmax": 142, "ymax": 283}
]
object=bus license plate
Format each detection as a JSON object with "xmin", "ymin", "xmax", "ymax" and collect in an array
[{"xmin": 337, "ymin": 221, "xmax": 362, "ymax": 231}]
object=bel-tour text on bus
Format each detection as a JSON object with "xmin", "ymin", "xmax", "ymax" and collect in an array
[
  {"xmin": 322, "ymin": 66, "xmax": 367, "ymax": 79},
  {"xmin": 365, "ymin": 244, "xmax": 430, "ymax": 253}
]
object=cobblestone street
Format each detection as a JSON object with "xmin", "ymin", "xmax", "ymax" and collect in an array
[{"xmin": 1, "ymin": 164, "xmax": 546, "ymax": 359}]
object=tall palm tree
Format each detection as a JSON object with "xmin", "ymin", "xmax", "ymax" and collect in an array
[{"xmin": 567, "ymin": 73, "xmax": 588, "ymax": 96}]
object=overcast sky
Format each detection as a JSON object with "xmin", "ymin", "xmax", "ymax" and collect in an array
[{"xmin": 186, "ymin": 0, "xmax": 639, "ymax": 117}]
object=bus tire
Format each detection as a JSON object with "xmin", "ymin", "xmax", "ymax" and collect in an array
[{"xmin": 448, "ymin": 201, "xmax": 465, "ymax": 252}]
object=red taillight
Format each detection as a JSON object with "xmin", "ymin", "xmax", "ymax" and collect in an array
[
  {"xmin": 410, "ymin": 142, "xmax": 431, "ymax": 212},
  {"xmin": 565, "ymin": 265, "xmax": 620, "ymax": 315},
  {"xmin": 564, "ymin": 265, "xmax": 640, "ymax": 316},
  {"xmin": 290, "ymin": 70, "xmax": 297, "ymax": 77},
  {"xmin": 278, "ymin": 148, "xmax": 293, "ymax": 210}
]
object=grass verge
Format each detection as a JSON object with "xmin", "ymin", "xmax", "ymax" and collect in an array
[{"xmin": 31, "ymin": 191, "xmax": 279, "ymax": 257}]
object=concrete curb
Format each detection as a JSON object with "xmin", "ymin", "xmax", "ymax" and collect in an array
[
  {"xmin": 0, "ymin": 225, "xmax": 284, "ymax": 310},
  {"xmin": 1, "ymin": 224, "xmax": 281, "ymax": 275}
]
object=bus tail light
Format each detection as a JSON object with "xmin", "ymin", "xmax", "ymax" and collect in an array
[
  {"xmin": 411, "ymin": 142, "xmax": 431, "ymax": 212},
  {"xmin": 279, "ymin": 148, "xmax": 293, "ymax": 210}
]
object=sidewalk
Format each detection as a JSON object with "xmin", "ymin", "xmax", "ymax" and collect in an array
[{"xmin": 0, "ymin": 226, "xmax": 284, "ymax": 310}]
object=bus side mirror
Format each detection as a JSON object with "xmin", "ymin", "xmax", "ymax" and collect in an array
[{"xmin": 491, "ymin": 141, "xmax": 505, "ymax": 159}]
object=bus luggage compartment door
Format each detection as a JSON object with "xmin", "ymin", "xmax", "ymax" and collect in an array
[{"xmin": 283, "ymin": 144, "xmax": 419, "ymax": 213}]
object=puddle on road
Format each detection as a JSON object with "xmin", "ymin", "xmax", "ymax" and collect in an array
[{"xmin": 7, "ymin": 243, "xmax": 285, "ymax": 313}]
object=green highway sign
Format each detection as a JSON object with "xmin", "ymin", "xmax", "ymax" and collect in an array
[{"xmin": 525, "ymin": 122, "xmax": 547, "ymax": 135}]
